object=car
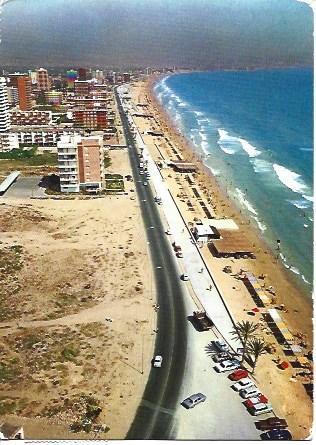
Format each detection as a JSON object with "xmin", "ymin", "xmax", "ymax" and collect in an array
[
  {"xmin": 153, "ymin": 355, "xmax": 163, "ymax": 368},
  {"xmin": 240, "ymin": 386, "xmax": 261, "ymax": 399},
  {"xmin": 143, "ymin": 182, "xmax": 148, "ymax": 186},
  {"xmin": 244, "ymin": 394, "xmax": 269, "ymax": 408},
  {"xmin": 212, "ymin": 352, "xmax": 232, "ymax": 363},
  {"xmin": 261, "ymin": 429, "xmax": 292, "ymax": 440},
  {"xmin": 232, "ymin": 378, "xmax": 254, "ymax": 391},
  {"xmin": 181, "ymin": 274, "xmax": 190, "ymax": 281},
  {"xmin": 165, "ymin": 229, "xmax": 172, "ymax": 235},
  {"xmin": 181, "ymin": 393, "xmax": 206, "ymax": 409},
  {"xmin": 214, "ymin": 359, "xmax": 240, "ymax": 373},
  {"xmin": 139, "ymin": 170, "xmax": 144, "ymax": 175},
  {"xmin": 176, "ymin": 251, "xmax": 183, "ymax": 258},
  {"xmin": 228, "ymin": 369, "xmax": 249, "ymax": 381},
  {"xmin": 213, "ymin": 339, "xmax": 230, "ymax": 353},
  {"xmin": 255, "ymin": 417, "xmax": 288, "ymax": 431},
  {"xmin": 247, "ymin": 402, "xmax": 273, "ymax": 416}
]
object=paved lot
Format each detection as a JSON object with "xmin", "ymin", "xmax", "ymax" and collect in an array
[{"xmin": 2, "ymin": 176, "xmax": 46, "ymax": 199}]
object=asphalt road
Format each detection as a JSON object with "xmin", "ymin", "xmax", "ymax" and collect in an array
[{"xmin": 115, "ymin": 88, "xmax": 188, "ymax": 439}]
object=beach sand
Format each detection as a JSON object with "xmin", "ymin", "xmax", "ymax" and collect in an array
[{"xmin": 129, "ymin": 77, "xmax": 313, "ymax": 439}]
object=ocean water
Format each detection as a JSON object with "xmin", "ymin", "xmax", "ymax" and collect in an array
[{"xmin": 154, "ymin": 68, "xmax": 313, "ymax": 296}]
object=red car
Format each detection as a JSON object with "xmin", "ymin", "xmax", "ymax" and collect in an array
[
  {"xmin": 228, "ymin": 369, "xmax": 248, "ymax": 381},
  {"xmin": 244, "ymin": 394, "xmax": 268, "ymax": 408}
]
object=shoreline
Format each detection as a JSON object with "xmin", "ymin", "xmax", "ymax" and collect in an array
[{"xmin": 145, "ymin": 74, "xmax": 312, "ymax": 345}]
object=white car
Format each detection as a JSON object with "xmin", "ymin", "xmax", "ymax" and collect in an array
[
  {"xmin": 143, "ymin": 182, "xmax": 148, "ymax": 186},
  {"xmin": 239, "ymin": 386, "xmax": 261, "ymax": 399},
  {"xmin": 248, "ymin": 403, "xmax": 273, "ymax": 416},
  {"xmin": 153, "ymin": 355, "xmax": 163, "ymax": 368},
  {"xmin": 181, "ymin": 274, "xmax": 190, "ymax": 281},
  {"xmin": 214, "ymin": 360, "xmax": 240, "ymax": 373},
  {"xmin": 214, "ymin": 339, "xmax": 230, "ymax": 352},
  {"xmin": 232, "ymin": 378, "xmax": 254, "ymax": 391}
]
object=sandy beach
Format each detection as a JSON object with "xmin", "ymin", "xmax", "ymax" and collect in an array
[{"xmin": 128, "ymin": 76, "xmax": 313, "ymax": 439}]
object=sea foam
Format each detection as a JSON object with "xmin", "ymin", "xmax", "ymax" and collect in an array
[
  {"xmin": 235, "ymin": 188, "xmax": 258, "ymax": 215},
  {"xmin": 273, "ymin": 164, "xmax": 308, "ymax": 194},
  {"xmin": 217, "ymin": 129, "xmax": 240, "ymax": 154},
  {"xmin": 239, "ymin": 138, "xmax": 261, "ymax": 157}
]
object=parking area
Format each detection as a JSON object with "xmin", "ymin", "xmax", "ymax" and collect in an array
[{"xmin": 1, "ymin": 176, "xmax": 46, "ymax": 199}]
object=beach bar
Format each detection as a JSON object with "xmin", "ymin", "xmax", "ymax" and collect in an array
[
  {"xmin": 169, "ymin": 160, "xmax": 197, "ymax": 173},
  {"xmin": 209, "ymin": 230, "xmax": 255, "ymax": 259},
  {"xmin": 242, "ymin": 271, "xmax": 272, "ymax": 307}
]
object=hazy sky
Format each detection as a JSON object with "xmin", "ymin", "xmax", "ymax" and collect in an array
[{"xmin": 0, "ymin": 0, "xmax": 313, "ymax": 68}]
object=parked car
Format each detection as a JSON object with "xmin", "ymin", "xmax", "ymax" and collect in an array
[
  {"xmin": 153, "ymin": 355, "xmax": 163, "ymax": 368},
  {"xmin": 228, "ymin": 369, "xmax": 249, "ymax": 381},
  {"xmin": 143, "ymin": 182, "xmax": 148, "ymax": 186},
  {"xmin": 244, "ymin": 394, "xmax": 269, "ymax": 408},
  {"xmin": 213, "ymin": 339, "xmax": 230, "ymax": 353},
  {"xmin": 212, "ymin": 352, "xmax": 232, "ymax": 363},
  {"xmin": 239, "ymin": 386, "xmax": 261, "ymax": 399},
  {"xmin": 247, "ymin": 403, "xmax": 273, "ymax": 416},
  {"xmin": 255, "ymin": 417, "xmax": 288, "ymax": 431},
  {"xmin": 181, "ymin": 393, "xmax": 206, "ymax": 409},
  {"xmin": 232, "ymin": 378, "xmax": 254, "ymax": 391},
  {"xmin": 214, "ymin": 359, "xmax": 240, "ymax": 373},
  {"xmin": 261, "ymin": 429, "xmax": 292, "ymax": 440},
  {"xmin": 181, "ymin": 274, "xmax": 190, "ymax": 281}
]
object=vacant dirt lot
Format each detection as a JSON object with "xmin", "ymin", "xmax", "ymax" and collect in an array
[{"xmin": 0, "ymin": 151, "xmax": 155, "ymax": 439}]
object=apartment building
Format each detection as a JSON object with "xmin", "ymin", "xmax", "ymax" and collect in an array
[
  {"xmin": 17, "ymin": 76, "xmax": 32, "ymax": 111},
  {"xmin": 44, "ymin": 90, "xmax": 63, "ymax": 105},
  {"xmin": 73, "ymin": 108, "xmax": 107, "ymax": 130},
  {"xmin": 0, "ymin": 77, "xmax": 11, "ymax": 133},
  {"xmin": 57, "ymin": 135, "xmax": 104, "ymax": 193},
  {"xmin": 37, "ymin": 68, "xmax": 50, "ymax": 91},
  {"xmin": 10, "ymin": 110, "xmax": 52, "ymax": 126},
  {"xmin": 7, "ymin": 86, "xmax": 19, "ymax": 106},
  {"xmin": 74, "ymin": 80, "xmax": 91, "ymax": 96}
]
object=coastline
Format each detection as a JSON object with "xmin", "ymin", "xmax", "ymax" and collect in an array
[{"xmin": 146, "ymin": 73, "xmax": 312, "ymax": 345}]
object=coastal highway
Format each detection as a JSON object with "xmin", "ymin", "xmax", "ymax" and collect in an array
[{"xmin": 115, "ymin": 87, "xmax": 188, "ymax": 439}]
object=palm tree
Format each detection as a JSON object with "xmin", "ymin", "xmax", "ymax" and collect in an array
[
  {"xmin": 248, "ymin": 338, "xmax": 267, "ymax": 373},
  {"xmin": 230, "ymin": 320, "xmax": 259, "ymax": 363}
]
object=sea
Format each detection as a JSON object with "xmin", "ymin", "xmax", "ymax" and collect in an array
[{"xmin": 154, "ymin": 68, "xmax": 313, "ymax": 297}]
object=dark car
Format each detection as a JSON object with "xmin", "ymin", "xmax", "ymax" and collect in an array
[
  {"xmin": 261, "ymin": 429, "xmax": 292, "ymax": 440},
  {"xmin": 255, "ymin": 417, "xmax": 288, "ymax": 431},
  {"xmin": 181, "ymin": 393, "xmax": 206, "ymax": 409}
]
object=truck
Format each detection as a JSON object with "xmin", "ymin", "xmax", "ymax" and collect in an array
[{"xmin": 193, "ymin": 310, "xmax": 213, "ymax": 331}]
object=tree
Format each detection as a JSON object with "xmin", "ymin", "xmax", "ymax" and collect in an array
[
  {"xmin": 230, "ymin": 320, "xmax": 259, "ymax": 363},
  {"xmin": 247, "ymin": 338, "xmax": 267, "ymax": 373}
]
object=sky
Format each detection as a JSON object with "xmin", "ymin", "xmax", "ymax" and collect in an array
[{"xmin": 0, "ymin": 0, "xmax": 313, "ymax": 68}]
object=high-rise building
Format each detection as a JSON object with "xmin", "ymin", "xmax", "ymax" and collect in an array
[
  {"xmin": 57, "ymin": 135, "xmax": 82, "ymax": 193},
  {"xmin": 66, "ymin": 70, "xmax": 78, "ymax": 88},
  {"xmin": 7, "ymin": 86, "xmax": 19, "ymax": 106},
  {"xmin": 57, "ymin": 135, "xmax": 104, "ymax": 193},
  {"xmin": 78, "ymin": 68, "xmax": 87, "ymax": 81},
  {"xmin": 28, "ymin": 70, "xmax": 38, "ymax": 85},
  {"xmin": 95, "ymin": 70, "xmax": 104, "ymax": 83},
  {"xmin": 123, "ymin": 73, "xmax": 131, "ymax": 83},
  {"xmin": 17, "ymin": 76, "xmax": 32, "ymax": 111},
  {"xmin": 36, "ymin": 68, "xmax": 50, "ymax": 91},
  {"xmin": 0, "ymin": 77, "xmax": 11, "ymax": 132},
  {"xmin": 74, "ymin": 80, "xmax": 91, "ymax": 96},
  {"xmin": 73, "ymin": 107, "xmax": 107, "ymax": 130},
  {"xmin": 77, "ymin": 136, "xmax": 104, "ymax": 192}
]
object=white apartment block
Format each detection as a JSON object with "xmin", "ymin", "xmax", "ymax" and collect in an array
[
  {"xmin": 57, "ymin": 135, "xmax": 82, "ymax": 193},
  {"xmin": 0, "ymin": 77, "xmax": 11, "ymax": 133}
]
